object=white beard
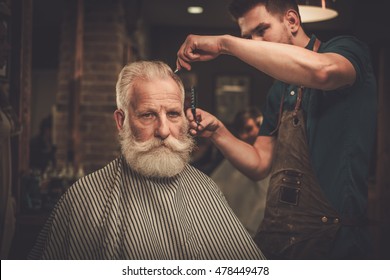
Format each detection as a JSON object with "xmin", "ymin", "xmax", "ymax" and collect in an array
[{"xmin": 119, "ymin": 121, "xmax": 195, "ymax": 178}]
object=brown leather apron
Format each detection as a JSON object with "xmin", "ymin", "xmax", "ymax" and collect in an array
[{"xmin": 254, "ymin": 76, "xmax": 343, "ymax": 259}]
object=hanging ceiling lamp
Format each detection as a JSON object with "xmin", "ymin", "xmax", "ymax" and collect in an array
[{"xmin": 297, "ymin": 0, "xmax": 338, "ymax": 23}]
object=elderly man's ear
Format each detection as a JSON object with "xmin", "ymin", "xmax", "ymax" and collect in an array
[{"xmin": 114, "ymin": 109, "xmax": 125, "ymax": 130}]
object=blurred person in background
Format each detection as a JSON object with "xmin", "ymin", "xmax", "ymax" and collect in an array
[
  {"xmin": 29, "ymin": 114, "xmax": 56, "ymax": 173},
  {"xmin": 211, "ymin": 107, "xmax": 270, "ymax": 237}
]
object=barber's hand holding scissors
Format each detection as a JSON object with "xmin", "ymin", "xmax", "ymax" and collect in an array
[
  {"xmin": 176, "ymin": 34, "xmax": 224, "ymax": 71},
  {"xmin": 185, "ymin": 107, "xmax": 223, "ymax": 139}
]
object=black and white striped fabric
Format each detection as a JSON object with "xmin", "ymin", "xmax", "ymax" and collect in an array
[{"xmin": 29, "ymin": 156, "xmax": 265, "ymax": 260}]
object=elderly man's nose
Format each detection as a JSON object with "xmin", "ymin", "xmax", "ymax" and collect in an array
[{"xmin": 155, "ymin": 119, "xmax": 170, "ymax": 139}]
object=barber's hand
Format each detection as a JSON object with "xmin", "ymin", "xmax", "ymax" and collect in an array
[
  {"xmin": 176, "ymin": 34, "xmax": 223, "ymax": 71},
  {"xmin": 186, "ymin": 107, "xmax": 221, "ymax": 138}
]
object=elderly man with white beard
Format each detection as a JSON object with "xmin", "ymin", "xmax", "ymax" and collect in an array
[{"xmin": 29, "ymin": 60, "xmax": 264, "ymax": 260}]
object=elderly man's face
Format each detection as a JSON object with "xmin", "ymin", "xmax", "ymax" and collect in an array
[
  {"xmin": 115, "ymin": 77, "xmax": 194, "ymax": 178},
  {"xmin": 128, "ymin": 78, "xmax": 185, "ymax": 142}
]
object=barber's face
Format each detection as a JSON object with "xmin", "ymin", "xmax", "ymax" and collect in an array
[
  {"xmin": 238, "ymin": 4, "xmax": 292, "ymax": 44},
  {"xmin": 128, "ymin": 78, "xmax": 185, "ymax": 142}
]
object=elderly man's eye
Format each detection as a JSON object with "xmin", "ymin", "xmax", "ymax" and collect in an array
[
  {"xmin": 141, "ymin": 113, "xmax": 154, "ymax": 119},
  {"xmin": 168, "ymin": 111, "xmax": 181, "ymax": 118}
]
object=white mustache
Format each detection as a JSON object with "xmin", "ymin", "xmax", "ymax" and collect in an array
[
  {"xmin": 134, "ymin": 136, "xmax": 193, "ymax": 154},
  {"xmin": 118, "ymin": 120, "xmax": 195, "ymax": 178}
]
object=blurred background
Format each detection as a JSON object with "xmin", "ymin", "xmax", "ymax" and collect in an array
[{"xmin": 2, "ymin": 0, "xmax": 389, "ymax": 259}]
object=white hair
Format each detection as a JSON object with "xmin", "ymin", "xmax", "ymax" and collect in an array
[{"xmin": 116, "ymin": 60, "xmax": 185, "ymax": 113}]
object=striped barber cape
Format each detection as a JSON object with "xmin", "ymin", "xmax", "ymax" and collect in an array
[{"xmin": 29, "ymin": 156, "xmax": 265, "ymax": 260}]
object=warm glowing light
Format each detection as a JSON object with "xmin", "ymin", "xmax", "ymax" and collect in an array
[
  {"xmin": 187, "ymin": 6, "xmax": 203, "ymax": 14},
  {"xmin": 298, "ymin": 4, "xmax": 338, "ymax": 23}
]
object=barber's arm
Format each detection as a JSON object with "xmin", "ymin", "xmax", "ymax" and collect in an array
[
  {"xmin": 186, "ymin": 107, "xmax": 274, "ymax": 181},
  {"xmin": 177, "ymin": 34, "xmax": 356, "ymax": 90}
]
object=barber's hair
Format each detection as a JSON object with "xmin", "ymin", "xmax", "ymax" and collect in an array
[
  {"xmin": 228, "ymin": 0, "xmax": 300, "ymax": 21},
  {"xmin": 116, "ymin": 60, "xmax": 185, "ymax": 112}
]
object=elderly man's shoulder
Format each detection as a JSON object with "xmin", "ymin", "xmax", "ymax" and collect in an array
[
  {"xmin": 182, "ymin": 164, "xmax": 224, "ymax": 194},
  {"xmin": 66, "ymin": 157, "xmax": 123, "ymax": 194},
  {"xmin": 184, "ymin": 163, "xmax": 216, "ymax": 181},
  {"xmin": 65, "ymin": 159, "xmax": 221, "ymax": 199}
]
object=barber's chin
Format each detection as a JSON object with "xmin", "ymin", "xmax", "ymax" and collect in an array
[{"xmin": 124, "ymin": 146, "xmax": 188, "ymax": 178}]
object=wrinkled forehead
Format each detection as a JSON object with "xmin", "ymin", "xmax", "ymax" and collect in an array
[
  {"xmin": 139, "ymin": 75, "xmax": 183, "ymax": 97},
  {"xmin": 130, "ymin": 77, "xmax": 183, "ymax": 107}
]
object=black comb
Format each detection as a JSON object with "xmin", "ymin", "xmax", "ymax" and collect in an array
[{"xmin": 190, "ymin": 86, "xmax": 199, "ymax": 125}]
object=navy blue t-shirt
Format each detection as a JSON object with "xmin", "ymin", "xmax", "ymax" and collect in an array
[{"xmin": 260, "ymin": 35, "xmax": 377, "ymax": 221}]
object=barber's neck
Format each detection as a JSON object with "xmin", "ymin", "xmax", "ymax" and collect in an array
[{"xmin": 292, "ymin": 29, "xmax": 311, "ymax": 48}]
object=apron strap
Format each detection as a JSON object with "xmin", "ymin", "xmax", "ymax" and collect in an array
[
  {"xmin": 293, "ymin": 86, "xmax": 304, "ymax": 116},
  {"xmin": 271, "ymin": 38, "xmax": 321, "ymax": 135},
  {"xmin": 270, "ymin": 94, "xmax": 285, "ymax": 135},
  {"xmin": 313, "ymin": 38, "xmax": 321, "ymax": 53}
]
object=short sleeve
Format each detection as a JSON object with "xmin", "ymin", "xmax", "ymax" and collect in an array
[
  {"xmin": 259, "ymin": 81, "xmax": 285, "ymax": 136},
  {"xmin": 321, "ymin": 36, "xmax": 372, "ymax": 86}
]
